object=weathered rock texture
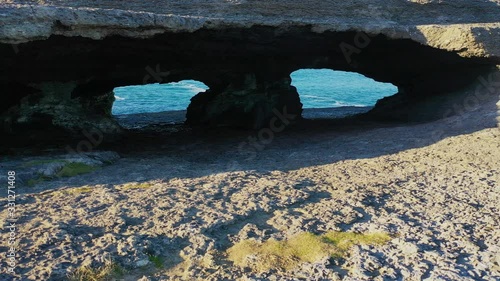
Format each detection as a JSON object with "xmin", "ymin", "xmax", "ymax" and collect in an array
[
  {"xmin": 0, "ymin": 0, "xmax": 499, "ymax": 135},
  {"xmin": 1, "ymin": 92, "xmax": 499, "ymax": 280}
]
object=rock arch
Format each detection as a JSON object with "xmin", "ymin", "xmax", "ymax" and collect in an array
[{"xmin": 1, "ymin": 1, "xmax": 499, "ymax": 139}]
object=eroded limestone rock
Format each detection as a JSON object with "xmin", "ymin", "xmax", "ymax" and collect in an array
[
  {"xmin": 0, "ymin": 1, "xmax": 499, "ymax": 137},
  {"xmin": 2, "ymin": 82, "xmax": 120, "ymax": 134},
  {"xmin": 187, "ymin": 75, "xmax": 302, "ymax": 129}
]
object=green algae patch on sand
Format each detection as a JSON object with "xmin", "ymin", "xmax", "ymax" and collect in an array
[
  {"xmin": 119, "ymin": 182, "xmax": 154, "ymax": 190},
  {"xmin": 227, "ymin": 231, "xmax": 391, "ymax": 272},
  {"xmin": 323, "ymin": 231, "xmax": 391, "ymax": 258},
  {"xmin": 22, "ymin": 159, "xmax": 67, "ymax": 168},
  {"xmin": 51, "ymin": 186, "xmax": 94, "ymax": 196},
  {"xmin": 67, "ymin": 260, "xmax": 124, "ymax": 281},
  {"xmin": 56, "ymin": 162, "xmax": 96, "ymax": 178},
  {"xmin": 25, "ymin": 162, "xmax": 97, "ymax": 187},
  {"xmin": 27, "ymin": 176, "xmax": 50, "ymax": 187},
  {"xmin": 148, "ymin": 255, "xmax": 165, "ymax": 269}
]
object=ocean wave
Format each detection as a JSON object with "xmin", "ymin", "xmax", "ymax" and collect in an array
[
  {"xmin": 331, "ymin": 100, "xmax": 367, "ymax": 107},
  {"xmin": 184, "ymin": 85, "xmax": 209, "ymax": 93},
  {"xmin": 186, "ymin": 86, "xmax": 208, "ymax": 93},
  {"xmin": 114, "ymin": 95, "xmax": 125, "ymax": 101},
  {"xmin": 172, "ymin": 81, "xmax": 209, "ymax": 93}
]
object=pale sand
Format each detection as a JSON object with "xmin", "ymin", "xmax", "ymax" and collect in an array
[{"xmin": 0, "ymin": 94, "xmax": 499, "ymax": 280}]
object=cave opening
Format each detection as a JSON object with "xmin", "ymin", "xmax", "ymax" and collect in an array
[
  {"xmin": 110, "ymin": 70, "xmax": 399, "ymax": 129},
  {"xmin": 111, "ymin": 80, "xmax": 209, "ymax": 128},
  {"xmin": 290, "ymin": 69, "xmax": 398, "ymax": 119},
  {"xmin": 0, "ymin": 28, "xmax": 497, "ymax": 151}
]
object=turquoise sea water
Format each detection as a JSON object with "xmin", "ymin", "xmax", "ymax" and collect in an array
[{"xmin": 112, "ymin": 69, "xmax": 397, "ymax": 115}]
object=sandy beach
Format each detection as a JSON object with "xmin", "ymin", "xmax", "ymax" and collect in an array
[
  {"xmin": 2, "ymin": 0, "xmax": 500, "ymax": 280},
  {"xmin": 0, "ymin": 91, "xmax": 498, "ymax": 280}
]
